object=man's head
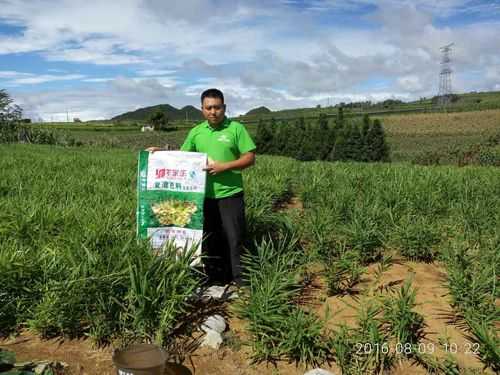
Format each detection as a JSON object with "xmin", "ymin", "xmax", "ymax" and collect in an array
[{"xmin": 201, "ymin": 88, "xmax": 226, "ymax": 127}]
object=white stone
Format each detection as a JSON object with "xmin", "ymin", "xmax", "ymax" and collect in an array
[
  {"xmin": 202, "ymin": 285, "xmax": 226, "ymax": 299},
  {"xmin": 201, "ymin": 314, "xmax": 226, "ymax": 334},
  {"xmin": 304, "ymin": 369, "xmax": 334, "ymax": 375},
  {"xmin": 201, "ymin": 329, "xmax": 223, "ymax": 350},
  {"xmin": 34, "ymin": 363, "xmax": 50, "ymax": 374}
]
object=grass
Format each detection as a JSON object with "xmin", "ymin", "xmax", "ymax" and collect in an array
[{"xmin": 0, "ymin": 145, "xmax": 202, "ymax": 346}]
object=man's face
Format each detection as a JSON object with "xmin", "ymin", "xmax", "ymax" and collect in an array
[{"xmin": 202, "ymin": 97, "xmax": 226, "ymax": 127}]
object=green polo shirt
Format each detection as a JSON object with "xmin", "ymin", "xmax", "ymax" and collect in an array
[{"xmin": 180, "ymin": 117, "xmax": 256, "ymax": 198}]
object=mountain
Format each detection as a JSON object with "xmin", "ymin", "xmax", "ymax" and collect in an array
[
  {"xmin": 111, "ymin": 104, "xmax": 203, "ymax": 122},
  {"xmin": 245, "ymin": 106, "xmax": 272, "ymax": 116},
  {"xmin": 180, "ymin": 105, "xmax": 203, "ymax": 121}
]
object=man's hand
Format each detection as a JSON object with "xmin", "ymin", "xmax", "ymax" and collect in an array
[
  {"xmin": 145, "ymin": 146, "xmax": 162, "ymax": 153},
  {"xmin": 203, "ymin": 160, "xmax": 227, "ymax": 175}
]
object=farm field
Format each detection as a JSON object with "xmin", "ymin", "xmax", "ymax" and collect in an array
[
  {"xmin": 33, "ymin": 108, "xmax": 500, "ymax": 163},
  {"xmin": 379, "ymin": 109, "xmax": 500, "ymax": 135},
  {"xmin": 0, "ymin": 144, "xmax": 498, "ymax": 374},
  {"xmin": 234, "ymin": 91, "xmax": 500, "ymax": 125},
  {"xmin": 378, "ymin": 109, "xmax": 500, "ymax": 162}
]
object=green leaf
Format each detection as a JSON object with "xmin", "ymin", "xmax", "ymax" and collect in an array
[
  {"xmin": 2, "ymin": 370, "xmax": 35, "ymax": 375},
  {"xmin": 0, "ymin": 349, "xmax": 16, "ymax": 370}
]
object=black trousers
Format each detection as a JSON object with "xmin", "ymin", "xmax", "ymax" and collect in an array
[{"xmin": 202, "ymin": 192, "xmax": 245, "ymax": 285}]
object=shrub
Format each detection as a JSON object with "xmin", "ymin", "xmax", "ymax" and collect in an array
[
  {"xmin": 235, "ymin": 235, "xmax": 330, "ymax": 365},
  {"xmin": 412, "ymin": 151, "xmax": 442, "ymax": 166},
  {"xmin": 256, "ymin": 114, "xmax": 391, "ymax": 163},
  {"xmin": 477, "ymin": 146, "xmax": 500, "ymax": 166},
  {"xmin": 392, "ymin": 215, "xmax": 440, "ymax": 262},
  {"xmin": 324, "ymin": 248, "xmax": 365, "ymax": 296}
]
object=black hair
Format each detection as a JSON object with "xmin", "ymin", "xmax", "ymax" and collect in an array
[{"xmin": 201, "ymin": 88, "xmax": 224, "ymax": 104}]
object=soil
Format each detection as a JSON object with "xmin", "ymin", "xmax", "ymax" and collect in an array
[
  {"xmin": 317, "ymin": 259, "xmax": 492, "ymax": 373},
  {"xmin": 0, "ymin": 259, "xmax": 493, "ymax": 374},
  {"xmin": 275, "ymin": 196, "xmax": 304, "ymax": 212}
]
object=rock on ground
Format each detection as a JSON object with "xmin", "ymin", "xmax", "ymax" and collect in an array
[
  {"xmin": 193, "ymin": 285, "xmax": 239, "ymax": 301},
  {"xmin": 200, "ymin": 329, "xmax": 223, "ymax": 350},
  {"xmin": 202, "ymin": 285, "xmax": 227, "ymax": 299},
  {"xmin": 201, "ymin": 314, "xmax": 226, "ymax": 334},
  {"xmin": 304, "ymin": 369, "xmax": 335, "ymax": 375}
]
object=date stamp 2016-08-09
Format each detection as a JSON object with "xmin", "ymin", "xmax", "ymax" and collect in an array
[{"xmin": 354, "ymin": 341, "xmax": 480, "ymax": 356}]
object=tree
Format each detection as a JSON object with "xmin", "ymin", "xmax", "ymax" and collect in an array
[
  {"xmin": 318, "ymin": 113, "xmax": 328, "ymax": 131},
  {"xmin": 0, "ymin": 89, "xmax": 22, "ymax": 123},
  {"xmin": 327, "ymin": 124, "xmax": 346, "ymax": 161},
  {"xmin": 0, "ymin": 89, "xmax": 13, "ymax": 112},
  {"xmin": 272, "ymin": 120, "xmax": 288, "ymax": 155},
  {"xmin": 360, "ymin": 114, "xmax": 371, "ymax": 162},
  {"xmin": 285, "ymin": 117, "xmax": 306, "ymax": 157},
  {"xmin": 335, "ymin": 106, "xmax": 344, "ymax": 128},
  {"xmin": 317, "ymin": 114, "xmax": 331, "ymax": 160},
  {"xmin": 297, "ymin": 124, "xmax": 317, "ymax": 161},
  {"xmin": 1, "ymin": 89, "xmax": 59, "ymax": 145},
  {"xmin": 148, "ymin": 110, "xmax": 168, "ymax": 131},
  {"xmin": 344, "ymin": 122, "xmax": 363, "ymax": 161},
  {"xmin": 255, "ymin": 119, "xmax": 274, "ymax": 154},
  {"xmin": 367, "ymin": 119, "xmax": 390, "ymax": 162},
  {"xmin": 1, "ymin": 89, "xmax": 22, "ymax": 143}
]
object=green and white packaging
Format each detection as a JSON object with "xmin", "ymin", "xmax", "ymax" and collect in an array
[{"xmin": 137, "ymin": 150, "xmax": 207, "ymax": 259}]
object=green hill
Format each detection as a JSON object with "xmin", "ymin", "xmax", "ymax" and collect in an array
[
  {"xmin": 235, "ymin": 90, "xmax": 500, "ymax": 125},
  {"xmin": 245, "ymin": 106, "xmax": 272, "ymax": 116},
  {"xmin": 111, "ymin": 104, "xmax": 203, "ymax": 122}
]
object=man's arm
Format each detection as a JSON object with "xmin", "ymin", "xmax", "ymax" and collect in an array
[{"xmin": 204, "ymin": 151, "xmax": 255, "ymax": 175}]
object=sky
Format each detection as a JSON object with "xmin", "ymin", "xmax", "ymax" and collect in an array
[{"xmin": 1, "ymin": 0, "xmax": 500, "ymax": 121}]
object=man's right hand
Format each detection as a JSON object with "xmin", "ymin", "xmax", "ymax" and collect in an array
[{"xmin": 145, "ymin": 147, "xmax": 162, "ymax": 153}]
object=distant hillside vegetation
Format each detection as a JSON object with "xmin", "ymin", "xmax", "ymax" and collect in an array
[
  {"xmin": 111, "ymin": 104, "xmax": 203, "ymax": 122},
  {"xmin": 245, "ymin": 106, "xmax": 272, "ymax": 116},
  {"xmin": 235, "ymin": 90, "xmax": 500, "ymax": 125}
]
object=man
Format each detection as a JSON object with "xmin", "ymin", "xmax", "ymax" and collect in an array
[
  {"xmin": 149, "ymin": 88, "xmax": 256, "ymax": 286},
  {"xmin": 183, "ymin": 88, "xmax": 255, "ymax": 286}
]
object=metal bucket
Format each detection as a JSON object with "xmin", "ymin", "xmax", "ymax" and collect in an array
[{"xmin": 113, "ymin": 343, "xmax": 167, "ymax": 375}]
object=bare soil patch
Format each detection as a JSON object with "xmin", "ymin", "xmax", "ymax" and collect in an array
[{"xmin": 314, "ymin": 260, "xmax": 491, "ymax": 373}]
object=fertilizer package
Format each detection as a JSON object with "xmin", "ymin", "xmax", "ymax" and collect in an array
[{"xmin": 136, "ymin": 150, "xmax": 207, "ymax": 259}]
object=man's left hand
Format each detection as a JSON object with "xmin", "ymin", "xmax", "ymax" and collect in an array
[{"xmin": 203, "ymin": 160, "xmax": 227, "ymax": 175}]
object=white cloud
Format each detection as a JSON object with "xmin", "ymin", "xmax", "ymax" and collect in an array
[
  {"xmin": 0, "ymin": 70, "xmax": 31, "ymax": 78},
  {"xmin": 12, "ymin": 78, "xmax": 177, "ymax": 121},
  {"xmin": 2, "ymin": 0, "xmax": 500, "ymax": 119},
  {"xmin": 137, "ymin": 69, "xmax": 177, "ymax": 76},
  {"xmin": 81, "ymin": 78, "xmax": 113, "ymax": 83},
  {"xmin": 0, "ymin": 70, "xmax": 86, "ymax": 85},
  {"xmin": 11, "ymin": 74, "xmax": 85, "ymax": 85},
  {"xmin": 397, "ymin": 75, "xmax": 425, "ymax": 92}
]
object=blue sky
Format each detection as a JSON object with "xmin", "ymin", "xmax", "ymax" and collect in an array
[{"xmin": 1, "ymin": 0, "xmax": 499, "ymax": 121}]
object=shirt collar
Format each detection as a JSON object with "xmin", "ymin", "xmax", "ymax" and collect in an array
[{"xmin": 205, "ymin": 117, "xmax": 230, "ymax": 131}]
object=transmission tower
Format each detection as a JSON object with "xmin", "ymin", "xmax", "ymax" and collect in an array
[{"xmin": 438, "ymin": 43, "xmax": 454, "ymax": 106}]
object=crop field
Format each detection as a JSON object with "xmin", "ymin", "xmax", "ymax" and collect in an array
[
  {"xmin": 0, "ymin": 144, "xmax": 498, "ymax": 374},
  {"xmin": 379, "ymin": 109, "xmax": 500, "ymax": 136},
  {"xmin": 378, "ymin": 109, "xmax": 500, "ymax": 162},
  {"xmin": 235, "ymin": 91, "xmax": 500, "ymax": 125},
  {"xmin": 30, "ymin": 108, "xmax": 500, "ymax": 164}
]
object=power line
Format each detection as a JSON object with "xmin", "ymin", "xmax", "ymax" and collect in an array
[{"xmin": 438, "ymin": 43, "xmax": 454, "ymax": 107}]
